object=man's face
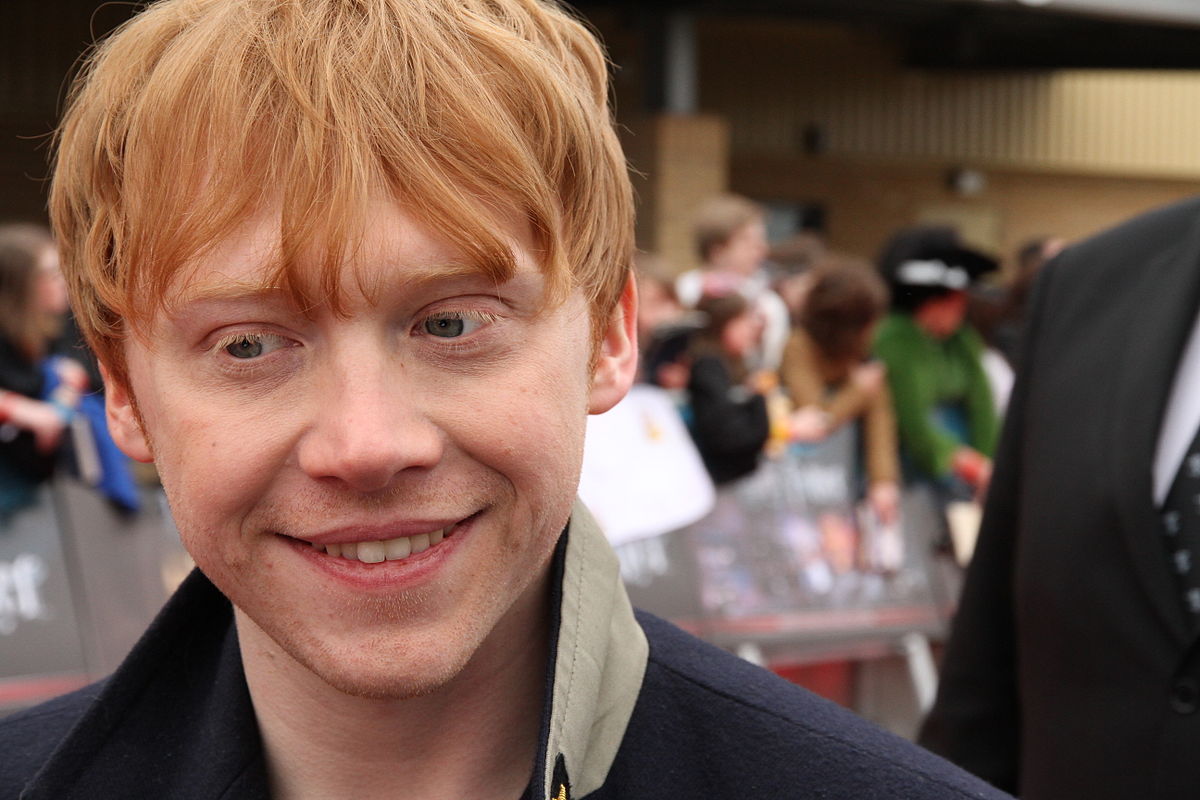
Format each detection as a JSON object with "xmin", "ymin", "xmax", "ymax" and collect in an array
[{"xmin": 106, "ymin": 200, "xmax": 635, "ymax": 698}]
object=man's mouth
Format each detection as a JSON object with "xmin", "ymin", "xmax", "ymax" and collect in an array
[
  {"xmin": 311, "ymin": 527, "xmax": 448, "ymax": 564},
  {"xmin": 301, "ymin": 514, "xmax": 477, "ymax": 565}
]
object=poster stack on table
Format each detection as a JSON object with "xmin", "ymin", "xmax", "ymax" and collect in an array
[{"xmin": 581, "ymin": 394, "xmax": 954, "ymax": 669}]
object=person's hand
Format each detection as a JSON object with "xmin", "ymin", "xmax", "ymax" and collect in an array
[
  {"xmin": 747, "ymin": 370, "xmax": 777, "ymax": 395},
  {"xmin": 48, "ymin": 358, "xmax": 88, "ymax": 415},
  {"xmin": 868, "ymin": 480, "xmax": 900, "ymax": 525},
  {"xmin": 952, "ymin": 447, "xmax": 992, "ymax": 501},
  {"xmin": 53, "ymin": 358, "xmax": 89, "ymax": 393},
  {"xmin": 850, "ymin": 362, "xmax": 886, "ymax": 397},
  {"xmin": 974, "ymin": 459, "xmax": 993, "ymax": 504},
  {"xmin": 788, "ymin": 406, "xmax": 829, "ymax": 442},
  {"xmin": 5, "ymin": 395, "xmax": 68, "ymax": 453}
]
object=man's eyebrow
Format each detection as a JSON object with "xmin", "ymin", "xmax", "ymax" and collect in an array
[
  {"xmin": 174, "ymin": 281, "xmax": 288, "ymax": 305},
  {"xmin": 370, "ymin": 259, "xmax": 514, "ymax": 292},
  {"xmin": 171, "ymin": 259, "xmax": 519, "ymax": 306}
]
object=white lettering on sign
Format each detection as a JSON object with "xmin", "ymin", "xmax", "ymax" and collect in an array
[
  {"xmin": 617, "ymin": 537, "xmax": 671, "ymax": 587},
  {"xmin": 0, "ymin": 554, "xmax": 49, "ymax": 635},
  {"xmin": 785, "ymin": 464, "xmax": 850, "ymax": 506}
]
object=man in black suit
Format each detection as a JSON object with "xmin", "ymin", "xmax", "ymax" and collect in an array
[{"xmin": 920, "ymin": 195, "xmax": 1200, "ymax": 799}]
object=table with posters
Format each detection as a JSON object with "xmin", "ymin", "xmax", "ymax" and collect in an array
[
  {"xmin": 610, "ymin": 426, "xmax": 961, "ymax": 714},
  {"xmin": 0, "ymin": 478, "xmax": 186, "ymax": 714}
]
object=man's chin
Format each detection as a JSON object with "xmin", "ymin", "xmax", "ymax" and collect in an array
[
  {"xmin": 312, "ymin": 666, "xmax": 457, "ymax": 702},
  {"xmin": 235, "ymin": 606, "xmax": 479, "ymax": 702},
  {"xmin": 289, "ymin": 633, "xmax": 478, "ymax": 701}
]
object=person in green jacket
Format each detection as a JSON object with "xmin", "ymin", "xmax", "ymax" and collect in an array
[{"xmin": 873, "ymin": 226, "xmax": 1000, "ymax": 498}]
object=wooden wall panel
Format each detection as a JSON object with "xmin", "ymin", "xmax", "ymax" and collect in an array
[{"xmin": 701, "ymin": 19, "xmax": 1200, "ymax": 179}]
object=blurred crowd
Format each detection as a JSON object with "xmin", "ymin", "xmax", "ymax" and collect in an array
[
  {"xmin": 0, "ymin": 193, "xmax": 1059, "ymax": 570},
  {"xmin": 0, "ymin": 222, "xmax": 136, "ymax": 525},
  {"xmin": 0, "ymin": 197, "xmax": 1058, "ymax": 540},
  {"xmin": 624, "ymin": 193, "xmax": 1061, "ymax": 551}
]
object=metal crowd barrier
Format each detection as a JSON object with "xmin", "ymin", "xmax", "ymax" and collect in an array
[
  {"xmin": 615, "ymin": 434, "xmax": 964, "ymax": 721},
  {"xmin": 0, "ymin": 476, "xmax": 189, "ymax": 715}
]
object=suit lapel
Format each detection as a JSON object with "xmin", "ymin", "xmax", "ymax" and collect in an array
[{"xmin": 1109, "ymin": 213, "xmax": 1200, "ymax": 645}]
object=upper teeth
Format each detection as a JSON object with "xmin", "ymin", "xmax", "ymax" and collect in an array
[{"xmin": 313, "ymin": 528, "xmax": 446, "ymax": 564}]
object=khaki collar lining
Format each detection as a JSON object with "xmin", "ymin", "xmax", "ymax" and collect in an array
[{"xmin": 539, "ymin": 500, "xmax": 649, "ymax": 798}]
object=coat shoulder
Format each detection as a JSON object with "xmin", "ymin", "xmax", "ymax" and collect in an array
[
  {"xmin": 0, "ymin": 680, "xmax": 106, "ymax": 794},
  {"xmin": 595, "ymin": 611, "xmax": 1009, "ymax": 798},
  {"xmin": 1053, "ymin": 195, "xmax": 1200, "ymax": 283},
  {"xmin": 1031, "ymin": 195, "xmax": 1200, "ymax": 342}
]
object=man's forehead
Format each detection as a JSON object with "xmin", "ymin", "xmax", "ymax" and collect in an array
[{"xmin": 155, "ymin": 197, "xmax": 534, "ymax": 312}]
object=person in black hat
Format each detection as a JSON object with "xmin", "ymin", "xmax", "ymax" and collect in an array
[{"xmin": 872, "ymin": 225, "xmax": 1000, "ymax": 498}]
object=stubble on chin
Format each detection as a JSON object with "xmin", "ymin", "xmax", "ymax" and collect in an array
[{"xmin": 234, "ymin": 594, "xmax": 488, "ymax": 702}]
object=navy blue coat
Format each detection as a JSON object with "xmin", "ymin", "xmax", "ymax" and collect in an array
[{"xmin": 3, "ymin": 568, "xmax": 1008, "ymax": 799}]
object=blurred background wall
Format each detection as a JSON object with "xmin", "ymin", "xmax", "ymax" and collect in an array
[
  {"xmin": 585, "ymin": 0, "xmax": 1200, "ymax": 275},
  {"xmin": 5, "ymin": 0, "xmax": 1200, "ymax": 275},
  {"xmin": 0, "ymin": 2, "xmax": 133, "ymax": 223}
]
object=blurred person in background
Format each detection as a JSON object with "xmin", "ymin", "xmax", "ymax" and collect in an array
[
  {"xmin": 633, "ymin": 252, "xmax": 684, "ymax": 349},
  {"xmin": 685, "ymin": 292, "xmax": 773, "ymax": 486},
  {"xmin": 578, "ymin": 254, "xmax": 716, "ymax": 548},
  {"xmin": 641, "ymin": 325, "xmax": 694, "ymax": 397},
  {"xmin": 964, "ymin": 286, "xmax": 1014, "ymax": 418},
  {"xmin": 633, "ymin": 252, "xmax": 696, "ymax": 392},
  {"xmin": 767, "ymin": 229, "xmax": 828, "ymax": 277},
  {"xmin": 966, "ymin": 236, "xmax": 1066, "ymax": 416},
  {"xmin": 0, "ymin": 223, "xmax": 87, "ymax": 520},
  {"xmin": 992, "ymin": 235, "xmax": 1065, "ymax": 370},
  {"xmin": 675, "ymin": 194, "xmax": 791, "ymax": 370},
  {"xmin": 767, "ymin": 229, "xmax": 828, "ymax": 318},
  {"xmin": 920, "ymin": 197, "xmax": 1200, "ymax": 800},
  {"xmin": 779, "ymin": 256, "xmax": 900, "ymax": 525},
  {"xmin": 873, "ymin": 225, "xmax": 999, "ymax": 501}
]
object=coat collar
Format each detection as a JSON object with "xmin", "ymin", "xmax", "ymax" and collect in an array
[
  {"xmin": 535, "ymin": 500, "xmax": 648, "ymax": 799},
  {"xmin": 23, "ymin": 501, "xmax": 646, "ymax": 799}
]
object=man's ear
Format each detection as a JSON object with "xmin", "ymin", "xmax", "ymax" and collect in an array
[
  {"xmin": 99, "ymin": 362, "xmax": 154, "ymax": 463},
  {"xmin": 588, "ymin": 274, "xmax": 639, "ymax": 415}
]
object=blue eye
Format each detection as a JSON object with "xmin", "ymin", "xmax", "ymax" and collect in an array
[
  {"xmin": 220, "ymin": 332, "xmax": 289, "ymax": 359},
  {"xmin": 421, "ymin": 312, "xmax": 490, "ymax": 339},
  {"xmin": 424, "ymin": 316, "xmax": 466, "ymax": 338},
  {"xmin": 226, "ymin": 336, "xmax": 264, "ymax": 358}
]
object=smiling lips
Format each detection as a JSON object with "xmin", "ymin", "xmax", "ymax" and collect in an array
[{"xmin": 307, "ymin": 525, "xmax": 455, "ymax": 564}]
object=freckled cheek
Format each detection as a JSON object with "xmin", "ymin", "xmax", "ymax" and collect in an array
[
  {"xmin": 478, "ymin": 399, "xmax": 585, "ymax": 506},
  {"xmin": 155, "ymin": 404, "xmax": 295, "ymax": 526},
  {"xmin": 450, "ymin": 373, "xmax": 582, "ymax": 453}
]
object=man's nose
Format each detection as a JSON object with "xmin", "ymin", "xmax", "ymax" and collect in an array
[{"xmin": 296, "ymin": 354, "xmax": 443, "ymax": 493}]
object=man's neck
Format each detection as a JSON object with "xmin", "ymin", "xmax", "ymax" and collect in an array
[{"xmin": 236, "ymin": 587, "xmax": 550, "ymax": 800}]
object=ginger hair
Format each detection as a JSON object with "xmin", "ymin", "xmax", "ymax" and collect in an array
[{"xmin": 51, "ymin": 0, "xmax": 634, "ymax": 387}]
